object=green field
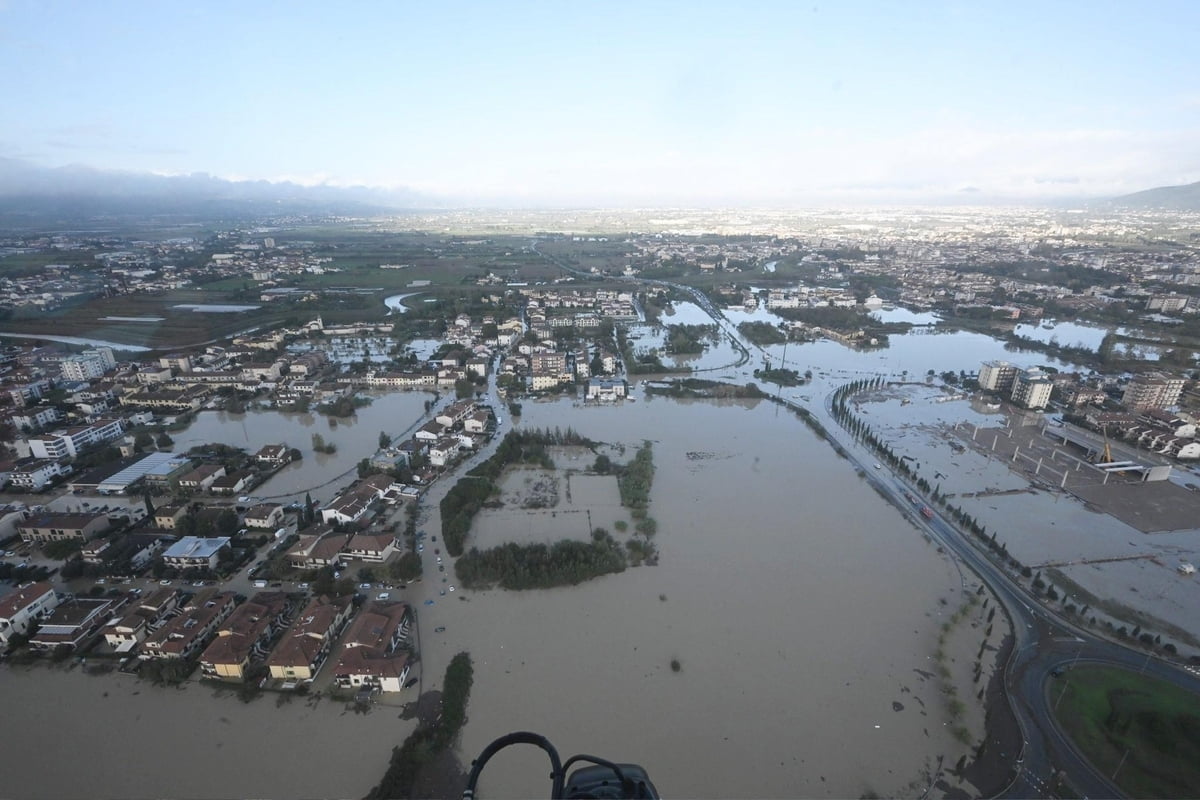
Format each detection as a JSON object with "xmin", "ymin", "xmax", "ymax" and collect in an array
[{"xmin": 1052, "ymin": 665, "xmax": 1200, "ymax": 798}]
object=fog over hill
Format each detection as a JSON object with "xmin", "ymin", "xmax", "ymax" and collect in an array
[
  {"xmin": 0, "ymin": 157, "xmax": 436, "ymax": 223},
  {"xmin": 1111, "ymin": 180, "xmax": 1200, "ymax": 211}
]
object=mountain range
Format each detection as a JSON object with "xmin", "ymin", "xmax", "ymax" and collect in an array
[
  {"xmin": 1110, "ymin": 180, "xmax": 1200, "ymax": 211},
  {"xmin": 2, "ymin": 157, "xmax": 1199, "ymax": 220},
  {"xmin": 0, "ymin": 157, "xmax": 435, "ymax": 224}
]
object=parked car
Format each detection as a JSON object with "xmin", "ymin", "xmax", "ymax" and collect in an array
[
  {"xmin": 359, "ymin": 582, "xmax": 372, "ymax": 589},
  {"xmin": 434, "ymin": 626, "xmax": 445, "ymax": 633},
  {"xmin": 377, "ymin": 592, "xmax": 390, "ymax": 600},
  {"xmin": 159, "ymin": 579, "xmax": 172, "ymax": 586}
]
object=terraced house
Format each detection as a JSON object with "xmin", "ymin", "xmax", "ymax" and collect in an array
[{"xmin": 266, "ymin": 594, "xmax": 355, "ymax": 682}]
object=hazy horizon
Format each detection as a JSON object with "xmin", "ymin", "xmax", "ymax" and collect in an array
[{"xmin": 2, "ymin": 1, "xmax": 1199, "ymax": 206}]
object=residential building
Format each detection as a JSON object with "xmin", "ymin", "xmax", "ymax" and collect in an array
[
  {"xmin": 200, "ymin": 592, "xmax": 291, "ymax": 681},
  {"xmin": 28, "ymin": 418, "xmax": 125, "ymax": 459},
  {"xmin": 140, "ymin": 592, "xmax": 238, "ymax": 660},
  {"xmin": 266, "ymin": 594, "xmax": 354, "ymax": 682},
  {"xmin": 585, "ymin": 378, "xmax": 628, "ymax": 401},
  {"xmin": 161, "ymin": 537, "xmax": 230, "ymax": 570},
  {"xmin": 253, "ymin": 444, "xmax": 292, "ymax": 467},
  {"xmin": 0, "ymin": 581, "xmax": 60, "ymax": 643},
  {"xmin": 177, "ymin": 464, "xmax": 226, "ymax": 492},
  {"xmin": 243, "ymin": 503, "xmax": 285, "ymax": 530},
  {"xmin": 344, "ymin": 532, "xmax": 400, "ymax": 563},
  {"xmin": 30, "ymin": 597, "xmax": 120, "ymax": 651},
  {"xmin": 286, "ymin": 528, "xmax": 350, "ymax": 570},
  {"xmin": 1010, "ymin": 369, "xmax": 1053, "ymax": 410},
  {"xmin": 978, "ymin": 360, "xmax": 1019, "ymax": 395},
  {"xmin": 1123, "ymin": 373, "xmax": 1187, "ymax": 411},
  {"xmin": 153, "ymin": 503, "xmax": 190, "ymax": 530},
  {"xmin": 8, "ymin": 458, "xmax": 72, "ymax": 490},
  {"xmin": 16, "ymin": 511, "xmax": 108, "ymax": 544},
  {"xmin": 332, "ymin": 601, "xmax": 413, "ymax": 692}
]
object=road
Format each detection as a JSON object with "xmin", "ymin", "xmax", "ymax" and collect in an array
[{"xmin": 529, "ymin": 243, "xmax": 1200, "ymax": 798}]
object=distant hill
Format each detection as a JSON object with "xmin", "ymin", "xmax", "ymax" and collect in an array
[
  {"xmin": 1111, "ymin": 180, "xmax": 1200, "ymax": 211},
  {"xmin": 0, "ymin": 157, "xmax": 437, "ymax": 227}
]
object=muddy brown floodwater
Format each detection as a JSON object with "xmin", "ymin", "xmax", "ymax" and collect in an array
[
  {"xmin": 432, "ymin": 395, "xmax": 1004, "ymax": 799},
  {"xmin": 0, "ymin": 392, "xmax": 1008, "ymax": 799}
]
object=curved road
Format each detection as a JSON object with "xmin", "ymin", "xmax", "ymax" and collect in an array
[{"xmin": 533, "ymin": 240, "xmax": 1200, "ymax": 798}]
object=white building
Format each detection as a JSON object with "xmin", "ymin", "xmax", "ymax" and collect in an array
[
  {"xmin": 0, "ymin": 582, "xmax": 60, "ymax": 644},
  {"xmin": 161, "ymin": 537, "xmax": 231, "ymax": 570}
]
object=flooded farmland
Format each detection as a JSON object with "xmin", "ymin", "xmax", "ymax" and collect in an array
[{"xmin": 433, "ymin": 396, "xmax": 1000, "ymax": 798}]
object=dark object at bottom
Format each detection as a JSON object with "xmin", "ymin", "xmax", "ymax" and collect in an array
[{"xmin": 563, "ymin": 763, "xmax": 659, "ymax": 799}]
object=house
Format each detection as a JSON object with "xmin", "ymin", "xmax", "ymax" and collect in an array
[
  {"xmin": 104, "ymin": 586, "xmax": 182, "ymax": 650},
  {"xmin": 8, "ymin": 458, "xmax": 72, "ymax": 490},
  {"xmin": 161, "ymin": 536, "xmax": 230, "ymax": 570},
  {"xmin": 200, "ymin": 592, "xmax": 291, "ymax": 681},
  {"xmin": 253, "ymin": 444, "xmax": 292, "ymax": 467},
  {"xmin": 320, "ymin": 480, "xmax": 388, "ymax": 526},
  {"xmin": 435, "ymin": 400, "xmax": 476, "ymax": 429},
  {"xmin": 266, "ymin": 594, "xmax": 355, "ymax": 682},
  {"xmin": 153, "ymin": 503, "xmax": 190, "ymax": 530},
  {"xmin": 30, "ymin": 596, "xmax": 121, "ymax": 652},
  {"xmin": 463, "ymin": 410, "xmax": 491, "ymax": 434},
  {"xmin": 243, "ymin": 503, "xmax": 285, "ymax": 530},
  {"xmin": 286, "ymin": 528, "xmax": 350, "ymax": 570},
  {"xmin": 344, "ymin": 532, "xmax": 400, "ymax": 563},
  {"xmin": 331, "ymin": 601, "xmax": 413, "ymax": 692},
  {"xmin": 585, "ymin": 378, "xmax": 627, "ymax": 401},
  {"xmin": 428, "ymin": 436, "xmax": 462, "ymax": 467},
  {"xmin": 17, "ymin": 512, "xmax": 109, "ymax": 544},
  {"xmin": 414, "ymin": 419, "xmax": 446, "ymax": 442},
  {"xmin": 178, "ymin": 464, "xmax": 226, "ymax": 492},
  {"xmin": 140, "ymin": 592, "xmax": 238, "ymax": 660},
  {"xmin": 210, "ymin": 471, "xmax": 251, "ymax": 496},
  {"xmin": 0, "ymin": 581, "xmax": 60, "ymax": 643}
]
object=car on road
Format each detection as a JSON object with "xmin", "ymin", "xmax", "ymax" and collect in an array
[
  {"xmin": 431, "ymin": 536, "xmax": 436, "ymax": 542},
  {"xmin": 440, "ymin": 589, "xmax": 446, "ymax": 596},
  {"xmin": 434, "ymin": 626, "xmax": 445, "ymax": 633},
  {"xmin": 438, "ymin": 564, "xmax": 444, "ymax": 572},
  {"xmin": 448, "ymin": 585, "xmax": 455, "ymax": 592},
  {"xmin": 436, "ymin": 556, "xmax": 443, "ymax": 564},
  {"xmin": 417, "ymin": 544, "xmax": 424, "ymax": 552},
  {"xmin": 192, "ymin": 580, "xmax": 205, "ymax": 587},
  {"xmin": 434, "ymin": 548, "xmax": 440, "ymax": 555},
  {"xmin": 377, "ymin": 592, "xmax": 390, "ymax": 600},
  {"xmin": 159, "ymin": 579, "xmax": 172, "ymax": 586},
  {"xmin": 423, "ymin": 599, "xmax": 434, "ymax": 606},
  {"xmin": 298, "ymin": 582, "xmax": 310, "ymax": 589}
]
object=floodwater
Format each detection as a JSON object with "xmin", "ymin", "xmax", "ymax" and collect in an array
[
  {"xmin": 424, "ymin": 396, "xmax": 995, "ymax": 798},
  {"xmin": 0, "ymin": 665, "xmax": 413, "ymax": 800},
  {"xmin": 171, "ymin": 391, "xmax": 431, "ymax": 501},
  {"xmin": 384, "ymin": 292, "xmax": 423, "ymax": 313},
  {"xmin": 3, "ymin": 385, "xmax": 1002, "ymax": 799},
  {"xmin": 0, "ymin": 331, "xmax": 150, "ymax": 351},
  {"xmin": 851, "ymin": 383, "xmax": 1200, "ymax": 643}
]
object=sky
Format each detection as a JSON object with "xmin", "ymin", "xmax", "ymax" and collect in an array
[{"xmin": 2, "ymin": 0, "xmax": 1199, "ymax": 206}]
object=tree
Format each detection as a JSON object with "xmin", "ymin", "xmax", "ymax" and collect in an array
[
  {"xmin": 304, "ymin": 492, "xmax": 315, "ymax": 525},
  {"xmin": 379, "ymin": 431, "xmax": 392, "ymax": 449},
  {"xmin": 216, "ymin": 508, "xmax": 239, "ymax": 535},
  {"xmin": 454, "ymin": 377, "xmax": 474, "ymax": 400},
  {"xmin": 593, "ymin": 454, "xmax": 612, "ymax": 474},
  {"xmin": 155, "ymin": 432, "xmax": 174, "ymax": 449},
  {"xmin": 133, "ymin": 431, "xmax": 154, "ymax": 452}
]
